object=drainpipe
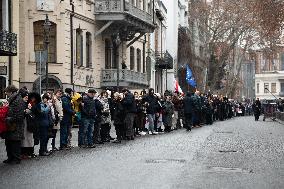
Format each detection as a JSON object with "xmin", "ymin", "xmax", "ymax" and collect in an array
[
  {"xmin": 70, "ymin": 0, "xmax": 74, "ymax": 91},
  {"xmin": 8, "ymin": 0, "xmax": 12, "ymax": 86},
  {"xmin": 152, "ymin": 0, "xmax": 155, "ymax": 24},
  {"xmin": 143, "ymin": 35, "xmax": 146, "ymax": 73}
]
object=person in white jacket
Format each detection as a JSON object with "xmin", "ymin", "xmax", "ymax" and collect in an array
[{"xmin": 51, "ymin": 89, "xmax": 63, "ymax": 151}]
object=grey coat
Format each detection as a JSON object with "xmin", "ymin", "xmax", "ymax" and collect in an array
[
  {"xmin": 162, "ymin": 101, "xmax": 174, "ymax": 127},
  {"xmin": 6, "ymin": 93, "xmax": 26, "ymax": 141}
]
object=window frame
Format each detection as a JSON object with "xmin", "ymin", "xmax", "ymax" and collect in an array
[
  {"xmin": 264, "ymin": 83, "xmax": 269, "ymax": 93},
  {"xmin": 130, "ymin": 46, "xmax": 135, "ymax": 70},
  {"xmin": 76, "ymin": 28, "xmax": 83, "ymax": 67},
  {"xmin": 271, "ymin": 83, "xmax": 276, "ymax": 93},
  {"xmin": 137, "ymin": 48, "xmax": 141, "ymax": 72},
  {"xmin": 86, "ymin": 32, "xmax": 92, "ymax": 68},
  {"xmin": 34, "ymin": 20, "xmax": 57, "ymax": 63}
]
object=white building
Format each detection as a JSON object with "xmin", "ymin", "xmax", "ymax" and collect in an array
[{"xmin": 255, "ymin": 49, "xmax": 284, "ymax": 100}]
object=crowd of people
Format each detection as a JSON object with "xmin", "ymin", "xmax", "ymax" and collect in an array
[{"xmin": 0, "ymin": 85, "xmax": 255, "ymax": 165}]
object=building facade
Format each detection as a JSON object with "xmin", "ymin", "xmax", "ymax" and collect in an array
[
  {"xmin": 18, "ymin": 0, "xmax": 155, "ymax": 94},
  {"xmin": 177, "ymin": 0, "xmax": 209, "ymax": 93},
  {"xmin": 0, "ymin": 0, "xmax": 19, "ymax": 98},
  {"xmin": 255, "ymin": 48, "xmax": 284, "ymax": 100}
]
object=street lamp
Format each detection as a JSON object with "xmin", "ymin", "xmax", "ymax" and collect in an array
[{"xmin": 43, "ymin": 14, "xmax": 51, "ymax": 92}]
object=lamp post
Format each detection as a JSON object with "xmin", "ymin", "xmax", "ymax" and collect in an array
[{"xmin": 43, "ymin": 14, "xmax": 51, "ymax": 92}]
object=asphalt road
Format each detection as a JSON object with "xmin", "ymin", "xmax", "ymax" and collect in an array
[{"xmin": 0, "ymin": 116, "xmax": 284, "ymax": 189}]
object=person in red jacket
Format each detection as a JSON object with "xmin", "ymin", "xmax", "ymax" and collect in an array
[{"xmin": 0, "ymin": 100, "xmax": 9, "ymax": 138}]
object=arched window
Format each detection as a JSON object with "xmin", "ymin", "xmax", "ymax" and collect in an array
[
  {"xmin": 137, "ymin": 48, "xmax": 141, "ymax": 72},
  {"xmin": 105, "ymin": 39, "xmax": 112, "ymax": 69},
  {"xmin": 86, "ymin": 32, "xmax": 92, "ymax": 68},
  {"xmin": 76, "ymin": 28, "xmax": 83, "ymax": 66},
  {"xmin": 34, "ymin": 20, "xmax": 57, "ymax": 63},
  {"xmin": 130, "ymin": 46, "xmax": 135, "ymax": 70}
]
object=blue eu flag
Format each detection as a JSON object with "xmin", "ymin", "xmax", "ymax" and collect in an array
[{"xmin": 186, "ymin": 65, "xmax": 197, "ymax": 88}]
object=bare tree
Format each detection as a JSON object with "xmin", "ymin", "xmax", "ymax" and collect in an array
[{"xmin": 187, "ymin": 0, "xmax": 284, "ymax": 97}]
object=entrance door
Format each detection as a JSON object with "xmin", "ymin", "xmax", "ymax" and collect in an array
[{"xmin": 0, "ymin": 76, "xmax": 7, "ymax": 99}]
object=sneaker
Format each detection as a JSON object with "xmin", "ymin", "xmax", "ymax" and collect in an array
[
  {"xmin": 140, "ymin": 131, "xmax": 147, "ymax": 136},
  {"xmin": 112, "ymin": 139, "xmax": 121, "ymax": 144},
  {"xmin": 30, "ymin": 154, "xmax": 37, "ymax": 158},
  {"xmin": 87, "ymin": 144, "xmax": 96, "ymax": 148},
  {"xmin": 39, "ymin": 152, "xmax": 50, "ymax": 156},
  {"xmin": 52, "ymin": 147, "xmax": 59, "ymax": 151}
]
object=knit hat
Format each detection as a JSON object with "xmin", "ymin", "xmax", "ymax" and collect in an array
[
  {"xmin": 65, "ymin": 88, "xmax": 73, "ymax": 95},
  {"xmin": 88, "ymin": 88, "xmax": 97, "ymax": 94}
]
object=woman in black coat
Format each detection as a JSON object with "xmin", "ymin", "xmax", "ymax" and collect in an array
[{"xmin": 3, "ymin": 86, "xmax": 26, "ymax": 164}]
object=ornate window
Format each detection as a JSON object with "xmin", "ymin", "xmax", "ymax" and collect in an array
[
  {"xmin": 137, "ymin": 48, "xmax": 141, "ymax": 72},
  {"xmin": 130, "ymin": 46, "xmax": 135, "ymax": 70},
  {"xmin": 34, "ymin": 20, "xmax": 57, "ymax": 63},
  {"xmin": 76, "ymin": 28, "xmax": 83, "ymax": 66},
  {"xmin": 86, "ymin": 32, "xmax": 92, "ymax": 68}
]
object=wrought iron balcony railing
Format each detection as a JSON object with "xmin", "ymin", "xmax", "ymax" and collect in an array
[
  {"xmin": 155, "ymin": 50, "xmax": 173, "ymax": 69},
  {"xmin": 95, "ymin": 0, "xmax": 153, "ymax": 26},
  {"xmin": 101, "ymin": 69, "xmax": 148, "ymax": 86},
  {"xmin": 0, "ymin": 29, "xmax": 17, "ymax": 56}
]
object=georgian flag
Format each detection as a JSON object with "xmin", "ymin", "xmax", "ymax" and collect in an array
[{"xmin": 174, "ymin": 78, "xmax": 183, "ymax": 94}]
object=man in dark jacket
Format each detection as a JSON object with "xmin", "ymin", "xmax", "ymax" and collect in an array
[
  {"xmin": 3, "ymin": 85, "xmax": 26, "ymax": 164},
  {"xmin": 183, "ymin": 92, "xmax": 193, "ymax": 131},
  {"xmin": 122, "ymin": 88, "xmax": 136, "ymax": 140},
  {"xmin": 191, "ymin": 91, "xmax": 202, "ymax": 127},
  {"xmin": 60, "ymin": 88, "xmax": 75, "ymax": 150},
  {"xmin": 142, "ymin": 88, "xmax": 160, "ymax": 135},
  {"xmin": 79, "ymin": 89, "xmax": 97, "ymax": 148},
  {"xmin": 253, "ymin": 98, "xmax": 261, "ymax": 121}
]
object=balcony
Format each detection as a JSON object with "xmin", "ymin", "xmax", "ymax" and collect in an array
[
  {"xmin": 95, "ymin": 0, "xmax": 155, "ymax": 34},
  {"xmin": 155, "ymin": 51, "xmax": 173, "ymax": 69},
  {"xmin": 0, "ymin": 29, "xmax": 17, "ymax": 56},
  {"xmin": 101, "ymin": 69, "xmax": 148, "ymax": 88}
]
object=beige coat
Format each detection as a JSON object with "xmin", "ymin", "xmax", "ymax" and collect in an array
[{"xmin": 53, "ymin": 97, "xmax": 63, "ymax": 130}]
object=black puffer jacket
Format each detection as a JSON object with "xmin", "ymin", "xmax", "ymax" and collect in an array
[
  {"xmin": 82, "ymin": 95, "xmax": 96, "ymax": 119},
  {"xmin": 143, "ymin": 95, "xmax": 160, "ymax": 114},
  {"xmin": 122, "ymin": 92, "xmax": 137, "ymax": 113},
  {"xmin": 6, "ymin": 93, "xmax": 26, "ymax": 140}
]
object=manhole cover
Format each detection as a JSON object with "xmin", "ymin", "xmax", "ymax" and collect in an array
[
  {"xmin": 207, "ymin": 166, "xmax": 253, "ymax": 173},
  {"xmin": 219, "ymin": 150, "xmax": 237, "ymax": 153},
  {"xmin": 146, "ymin": 159, "xmax": 186, "ymax": 164}
]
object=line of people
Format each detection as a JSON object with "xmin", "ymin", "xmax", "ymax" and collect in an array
[{"xmin": 1, "ymin": 85, "xmax": 250, "ymax": 165}]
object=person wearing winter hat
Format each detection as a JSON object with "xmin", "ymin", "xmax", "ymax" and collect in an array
[
  {"xmin": 3, "ymin": 85, "xmax": 26, "ymax": 164},
  {"xmin": 60, "ymin": 88, "xmax": 75, "ymax": 150}
]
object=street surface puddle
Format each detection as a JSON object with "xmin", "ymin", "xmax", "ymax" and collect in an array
[
  {"xmin": 146, "ymin": 159, "xmax": 186, "ymax": 164},
  {"xmin": 207, "ymin": 166, "xmax": 253, "ymax": 173}
]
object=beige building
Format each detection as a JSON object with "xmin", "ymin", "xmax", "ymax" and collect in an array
[
  {"xmin": 0, "ymin": 0, "xmax": 20, "ymax": 98},
  {"xmin": 18, "ymin": 0, "xmax": 155, "ymax": 93}
]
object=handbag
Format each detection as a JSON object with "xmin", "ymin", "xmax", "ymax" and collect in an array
[
  {"xmin": 26, "ymin": 113, "xmax": 36, "ymax": 133},
  {"xmin": 48, "ymin": 109, "xmax": 55, "ymax": 128},
  {"xmin": 5, "ymin": 117, "xmax": 16, "ymax": 132}
]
